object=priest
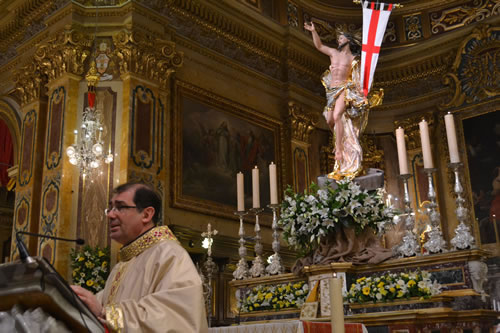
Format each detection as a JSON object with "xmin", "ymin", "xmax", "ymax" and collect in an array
[{"xmin": 72, "ymin": 182, "xmax": 208, "ymax": 332}]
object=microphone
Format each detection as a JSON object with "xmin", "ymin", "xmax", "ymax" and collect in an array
[
  {"xmin": 15, "ymin": 232, "xmax": 37, "ymax": 268},
  {"xmin": 17, "ymin": 231, "xmax": 85, "ymax": 245}
]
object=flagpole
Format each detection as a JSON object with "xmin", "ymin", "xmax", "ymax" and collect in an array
[{"xmin": 352, "ymin": 0, "xmax": 403, "ymax": 8}]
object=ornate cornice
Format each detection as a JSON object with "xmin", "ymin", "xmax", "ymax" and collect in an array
[
  {"xmin": 430, "ymin": 0, "xmax": 499, "ymax": 34},
  {"xmin": 288, "ymin": 101, "xmax": 318, "ymax": 143},
  {"xmin": 112, "ymin": 27, "xmax": 183, "ymax": 89}
]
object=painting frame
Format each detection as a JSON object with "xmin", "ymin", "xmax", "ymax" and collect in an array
[
  {"xmin": 460, "ymin": 108, "xmax": 500, "ymax": 253},
  {"xmin": 171, "ymin": 81, "xmax": 284, "ymax": 222}
]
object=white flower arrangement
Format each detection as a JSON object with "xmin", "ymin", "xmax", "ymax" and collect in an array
[
  {"xmin": 70, "ymin": 245, "xmax": 110, "ymax": 293},
  {"xmin": 346, "ymin": 270, "xmax": 442, "ymax": 304},
  {"xmin": 279, "ymin": 180, "xmax": 393, "ymax": 255}
]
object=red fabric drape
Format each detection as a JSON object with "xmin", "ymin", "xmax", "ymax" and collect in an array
[
  {"xmin": 0, "ymin": 119, "xmax": 14, "ymax": 187},
  {"xmin": 302, "ymin": 321, "xmax": 364, "ymax": 333}
]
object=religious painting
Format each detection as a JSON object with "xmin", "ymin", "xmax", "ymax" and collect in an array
[
  {"xmin": 172, "ymin": 81, "xmax": 283, "ymax": 220},
  {"xmin": 462, "ymin": 110, "xmax": 500, "ymax": 246}
]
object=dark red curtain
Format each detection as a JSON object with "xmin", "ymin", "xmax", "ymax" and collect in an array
[{"xmin": 0, "ymin": 119, "xmax": 13, "ymax": 187}]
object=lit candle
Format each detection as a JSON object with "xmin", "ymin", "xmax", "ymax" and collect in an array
[
  {"xmin": 73, "ymin": 129, "xmax": 78, "ymax": 144},
  {"xmin": 329, "ymin": 275, "xmax": 345, "ymax": 333},
  {"xmin": 419, "ymin": 119, "xmax": 433, "ymax": 168},
  {"xmin": 395, "ymin": 127, "xmax": 409, "ymax": 174},
  {"xmin": 444, "ymin": 112, "xmax": 460, "ymax": 163},
  {"xmin": 237, "ymin": 172, "xmax": 244, "ymax": 212},
  {"xmin": 269, "ymin": 162, "xmax": 278, "ymax": 205},
  {"xmin": 252, "ymin": 166, "xmax": 260, "ymax": 208}
]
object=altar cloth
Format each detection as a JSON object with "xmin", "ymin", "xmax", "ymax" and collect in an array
[{"xmin": 208, "ymin": 320, "xmax": 367, "ymax": 333}]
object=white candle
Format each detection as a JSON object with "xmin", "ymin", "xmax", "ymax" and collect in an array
[
  {"xmin": 252, "ymin": 166, "xmax": 260, "ymax": 208},
  {"xmin": 444, "ymin": 112, "xmax": 460, "ymax": 163},
  {"xmin": 419, "ymin": 119, "xmax": 433, "ymax": 168},
  {"xmin": 269, "ymin": 162, "xmax": 278, "ymax": 205},
  {"xmin": 237, "ymin": 172, "xmax": 244, "ymax": 211},
  {"xmin": 329, "ymin": 276, "xmax": 345, "ymax": 333},
  {"xmin": 395, "ymin": 127, "xmax": 409, "ymax": 174}
]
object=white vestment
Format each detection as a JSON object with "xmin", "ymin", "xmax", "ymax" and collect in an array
[{"xmin": 97, "ymin": 226, "xmax": 208, "ymax": 332}]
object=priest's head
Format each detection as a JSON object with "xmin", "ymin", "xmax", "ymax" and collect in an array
[{"xmin": 105, "ymin": 182, "xmax": 161, "ymax": 245}]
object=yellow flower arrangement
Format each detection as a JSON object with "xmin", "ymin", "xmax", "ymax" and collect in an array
[
  {"xmin": 239, "ymin": 281, "xmax": 309, "ymax": 313},
  {"xmin": 70, "ymin": 245, "xmax": 110, "ymax": 294},
  {"xmin": 346, "ymin": 270, "xmax": 442, "ymax": 304}
]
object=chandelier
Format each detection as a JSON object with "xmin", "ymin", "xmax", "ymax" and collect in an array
[{"xmin": 66, "ymin": 61, "xmax": 113, "ymax": 177}]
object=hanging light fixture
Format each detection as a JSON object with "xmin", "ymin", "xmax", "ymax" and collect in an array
[
  {"xmin": 66, "ymin": 3, "xmax": 112, "ymax": 178},
  {"xmin": 66, "ymin": 61, "xmax": 113, "ymax": 177}
]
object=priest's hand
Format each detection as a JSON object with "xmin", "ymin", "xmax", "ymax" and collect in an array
[{"xmin": 71, "ymin": 285, "xmax": 104, "ymax": 319}]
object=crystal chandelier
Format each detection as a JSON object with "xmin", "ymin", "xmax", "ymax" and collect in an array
[{"xmin": 66, "ymin": 61, "xmax": 113, "ymax": 177}]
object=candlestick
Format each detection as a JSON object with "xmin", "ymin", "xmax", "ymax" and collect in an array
[
  {"xmin": 444, "ymin": 113, "xmax": 460, "ymax": 163},
  {"xmin": 233, "ymin": 210, "xmax": 250, "ymax": 280},
  {"xmin": 249, "ymin": 207, "xmax": 266, "ymax": 278},
  {"xmin": 395, "ymin": 127, "xmax": 409, "ymax": 175},
  {"xmin": 449, "ymin": 162, "xmax": 475, "ymax": 250},
  {"xmin": 201, "ymin": 223, "xmax": 217, "ymax": 328},
  {"xmin": 266, "ymin": 203, "xmax": 284, "ymax": 275},
  {"xmin": 237, "ymin": 172, "xmax": 245, "ymax": 212},
  {"xmin": 269, "ymin": 162, "xmax": 278, "ymax": 205},
  {"xmin": 329, "ymin": 275, "xmax": 345, "ymax": 333},
  {"xmin": 252, "ymin": 166, "xmax": 260, "ymax": 209},
  {"xmin": 422, "ymin": 168, "xmax": 447, "ymax": 254},
  {"xmin": 419, "ymin": 120, "xmax": 433, "ymax": 169},
  {"xmin": 395, "ymin": 174, "xmax": 420, "ymax": 257}
]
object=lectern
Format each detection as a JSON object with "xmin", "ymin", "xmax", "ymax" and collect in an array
[{"xmin": 0, "ymin": 257, "xmax": 104, "ymax": 332}]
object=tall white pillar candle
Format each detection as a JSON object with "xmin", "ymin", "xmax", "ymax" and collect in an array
[
  {"xmin": 395, "ymin": 127, "xmax": 409, "ymax": 174},
  {"xmin": 329, "ymin": 276, "xmax": 345, "ymax": 333},
  {"xmin": 444, "ymin": 112, "xmax": 460, "ymax": 163},
  {"xmin": 252, "ymin": 166, "xmax": 260, "ymax": 208},
  {"xmin": 419, "ymin": 119, "xmax": 434, "ymax": 168},
  {"xmin": 237, "ymin": 172, "xmax": 244, "ymax": 211},
  {"xmin": 269, "ymin": 162, "xmax": 278, "ymax": 205}
]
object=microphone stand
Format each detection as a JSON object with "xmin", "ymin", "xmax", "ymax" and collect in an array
[{"xmin": 15, "ymin": 232, "xmax": 37, "ymax": 268}]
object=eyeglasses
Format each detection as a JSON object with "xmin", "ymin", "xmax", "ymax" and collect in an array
[{"xmin": 104, "ymin": 205, "xmax": 137, "ymax": 215}]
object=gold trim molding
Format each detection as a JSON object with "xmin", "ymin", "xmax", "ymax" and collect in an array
[{"xmin": 288, "ymin": 101, "xmax": 318, "ymax": 143}]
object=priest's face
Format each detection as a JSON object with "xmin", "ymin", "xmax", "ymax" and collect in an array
[{"xmin": 106, "ymin": 188, "xmax": 146, "ymax": 245}]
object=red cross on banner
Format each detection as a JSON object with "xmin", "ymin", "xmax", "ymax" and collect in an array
[{"xmin": 361, "ymin": 1, "xmax": 393, "ymax": 96}]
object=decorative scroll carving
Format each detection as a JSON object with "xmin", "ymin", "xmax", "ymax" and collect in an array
[
  {"xmin": 112, "ymin": 28, "xmax": 183, "ymax": 89},
  {"xmin": 404, "ymin": 14, "xmax": 423, "ymax": 41},
  {"xmin": 383, "ymin": 21, "xmax": 397, "ymax": 43},
  {"xmin": 288, "ymin": 101, "xmax": 318, "ymax": 143},
  {"xmin": 14, "ymin": 26, "xmax": 92, "ymax": 105},
  {"xmin": 34, "ymin": 27, "xmax": 93, "ymax": 80},
  {"xmin": 288, "ymin": 1, "xmax": 299, "ymax": 28},
  {"xmin": 395, "ymin": 113, "xmax": 435, "ymax": 150},
  {"xmin": 440, "ymin": 25, "xmax": 500, "ymax": 109},
  {"xmin": 430, "ymin": 0, "xmax": 499, "ymax": 34}
]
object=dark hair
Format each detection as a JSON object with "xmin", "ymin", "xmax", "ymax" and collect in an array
[
  {"xmin": 339, "ymin": 32, "xmax": 361, "ymax": 56},
  {"xmin": 113, "ymin": 182, "xmax": 161, "ymax": 225}
]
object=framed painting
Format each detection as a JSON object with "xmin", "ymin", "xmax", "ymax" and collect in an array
[
  {"xmin": 171, "ymin": 81, "xmax": 284, "ymax": 221},
  {"xmin": 462, "ymin": 109, "xmax": 500, "ymax": 248}
]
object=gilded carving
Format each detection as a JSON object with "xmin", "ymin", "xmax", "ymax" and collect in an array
[
  {"xmin": 440, "ymin": 25, "xmax": 500, "ymax": 109},
  {"xmin": 361, "ymin": 136, "xmax": 384, "ymax": 170},
  {"xmin": 112, "ymin": 28, "xmax": 183, "ymax": 89},
  {"xmin": 34, "ymin": 26, "xmax": 93, "ymax": 81},
  {"xmin": 430, "ymin": 0, "xmax": 499, "ymax": 34},
  {"xmin": 288, "ymin": 101, "xmax": 318, "ymax": 143},
  {"xmin": 288, "ymin": 1, "xmax": 299, "ymax": 28},
  {"xmin": 14, "ymin": 26, "xmax": 92, "ymax": 105},
  {"xmin": 404, "ymin": 14, "xmax": 423, "ymax": 41}
]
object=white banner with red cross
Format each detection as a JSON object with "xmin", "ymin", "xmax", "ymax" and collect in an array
[{"xmin": 360, "ymin": 1, "xmax": 393, "ymax": 97}]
